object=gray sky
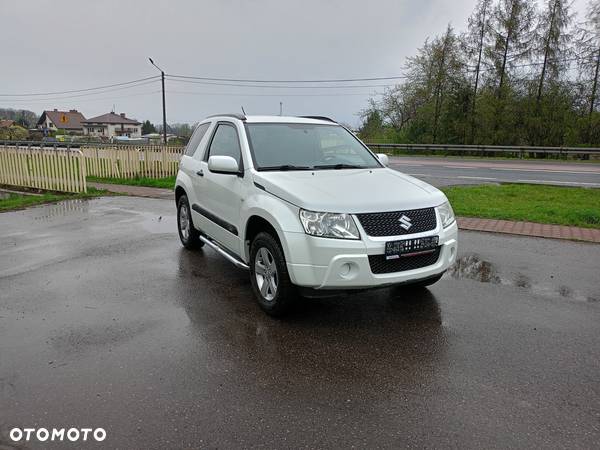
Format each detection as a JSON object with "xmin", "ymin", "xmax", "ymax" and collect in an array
[{"xmin": 1, "ymin": 0, "xmax": 589, "ymax": 127}]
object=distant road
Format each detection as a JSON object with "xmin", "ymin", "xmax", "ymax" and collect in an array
[{"xmin": 388, "ymin": 156, "xmax": 600, "ymax": 188}]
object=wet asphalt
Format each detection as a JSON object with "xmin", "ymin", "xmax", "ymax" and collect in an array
[
  {"xmin": 387, "ymin": 156, "xmax": 600, "ymax": 187},
  {"xmin": 0, "ymin": 197, "xmax": 599, "ymax": 449}
]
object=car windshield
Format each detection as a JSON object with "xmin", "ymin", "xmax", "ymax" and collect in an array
[{"xmin": 245, "ymin": 123, "xmax": 382, "ymax": 171}]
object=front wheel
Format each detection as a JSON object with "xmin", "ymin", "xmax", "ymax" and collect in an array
[
  {"xmin": 177, "ymin": 194, "xmax": 203, "ymax": 250},
  {"xmin": 249, "ymin": 232, "xmax": 296, "ymax": 316}
]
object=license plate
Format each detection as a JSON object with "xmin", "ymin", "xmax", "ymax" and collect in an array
[{"xmin": 385, "ymin": 236, "xmax": 439, "ymax": 260}]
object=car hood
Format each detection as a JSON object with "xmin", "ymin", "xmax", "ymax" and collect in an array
[{"xmin": 252, "ymin": 168, "xmax": 446, "ymax": 213}]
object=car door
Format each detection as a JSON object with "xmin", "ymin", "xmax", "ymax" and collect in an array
[
  {"xmin": 197, "ymin": 121, "xmax": 245, "ymax": 255},
  {"xmin": 180, "ymin": 122, "xmax": 212, "ymax": 222}
]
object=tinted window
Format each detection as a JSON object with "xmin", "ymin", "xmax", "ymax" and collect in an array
[
  {"xmin": 207, "ymin": 124, "xmax": 242, "ymax": 166},
  {"xmin": 246, "ymin": 123, "xmax": 380, "ymax": 170},
  {"xmin": 184, "ymin": 122, "xmax": 210, "ymax": 157}
]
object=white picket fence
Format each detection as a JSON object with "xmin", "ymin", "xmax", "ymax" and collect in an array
[
  {"xmin": 81, "ymin": 145, "xmax": 184, "ymax": 178},
  {"xmin": 0, "ymin": 145, "xmax": 87, "ymax": 193}
]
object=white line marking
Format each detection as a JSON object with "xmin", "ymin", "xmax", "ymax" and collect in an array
[
  {"xmin": 457, "ymin": 176, "xmax": 499, "ymax": 181},
  {"xmin": 443, "ymin": 165, "xmax": 476, "ymax": 169},
  {"xmin": 493, "ymin": 167, "xmax": 600, "ymax": 175},
  {"xmin": 516, "ymin": 179, "xmax": 600, "ymax": 187}
]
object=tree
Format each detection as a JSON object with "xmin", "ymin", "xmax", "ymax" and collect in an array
[
  {"xmin": 0, "ymin": 125, "xmax": 29, "ymax": 140},
  {"xmin": 487, "ymin": 0, "xmax": 536, "ymax": 96},
  {"xmin": 141, "ymin": 120, "xmax": 156, "ymax": 134},
  {"xmin": 358, "ymin": 105, "xmax": 384, "ymax": 140},
  {"xmin": 535, "ymin": 0, "xmax": 573, "ymax": 103},
  {"xmin": 463, "ymin": 0, "xmax": 493, "ymax": 142},
  {"xmin": 0, "ymin": 108, "xmax": 38, "ymax": 128},
  {"xmin": 575, "ymin": 0, "xmax": 600, "ymax": 144}
]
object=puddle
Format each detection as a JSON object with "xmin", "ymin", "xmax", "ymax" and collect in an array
[
  {"xmin": 447, "ymin": 253, "xmax": 501, "ymax": 284},
  {"xmin": 33, "ymin": 198, "xmax": 90, "ymax": 221},
  {"xmin": 447, "ymin": 253, "xmax": 594, "ymax": 303}
]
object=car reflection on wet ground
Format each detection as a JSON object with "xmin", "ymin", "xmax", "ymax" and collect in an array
[{"xmin": 0, "ymin": 196, "xmax": 599, "ymax": 449}]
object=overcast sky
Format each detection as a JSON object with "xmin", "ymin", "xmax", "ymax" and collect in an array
[{"xmin": 0, "ymin": 0, "xmax": 590, "ymax": 127}]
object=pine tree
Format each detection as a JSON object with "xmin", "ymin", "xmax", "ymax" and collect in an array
[
  {"xmin": 463, "ymin": 0, "xmax": 493, "ymax": 142},
  {"xmin": 536, "ymin": 0, "xmax": 574, "ymax": 104}
]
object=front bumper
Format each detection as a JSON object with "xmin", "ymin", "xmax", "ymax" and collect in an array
[{"xmin": 283, "ymin": 217, "xmax": 458, "ymax": 289}]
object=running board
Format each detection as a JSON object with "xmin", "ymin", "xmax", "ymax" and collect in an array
[{"xmin": 199, "ymin": 235, "xmax": 249, "ymax": 270}]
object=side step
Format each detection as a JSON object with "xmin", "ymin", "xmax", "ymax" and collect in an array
[{"xmin": 199, "ymin": 235, "xmax": 249, "ymax": 270}]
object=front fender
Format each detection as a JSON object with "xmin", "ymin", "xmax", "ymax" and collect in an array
[{"xmin": 241, "ymin": 191, "xmax": 304, "ymax": 262}]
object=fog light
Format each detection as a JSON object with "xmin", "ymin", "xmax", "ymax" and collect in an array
[{"xmin": 339, "ymin": 263, "xmax": 351, "ymax": 276}]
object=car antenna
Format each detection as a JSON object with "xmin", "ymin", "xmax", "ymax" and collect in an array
[{"xmin": 241, "ymin": 106, "xmax": 246, "ymax": 115}]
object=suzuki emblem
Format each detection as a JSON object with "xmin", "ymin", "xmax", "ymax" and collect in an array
[{"xmin": 398, "ymin": 215, "xmax": 412, "ymax": 230}]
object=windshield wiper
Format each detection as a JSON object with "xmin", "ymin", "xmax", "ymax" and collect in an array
[
  {"xmin": 258, "ymin": 164, "xmax": 312, "ymax": 171},
  {"xmin": 313, "ymin": 163, "xmax": 366, "ymax": 170}
]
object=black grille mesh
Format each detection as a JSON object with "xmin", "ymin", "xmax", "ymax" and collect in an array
[
  {"xmin": 368, "ymin": 247, "xmax": 441, "ymax": 274},
  {"xmin": 356, "ymin": 208, "xmax": 436, "ymax": 237}
]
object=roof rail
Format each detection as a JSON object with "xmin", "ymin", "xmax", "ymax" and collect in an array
[
  {"xmin": 298, "ymin": 115, "xmax": 337, "ymax": 123},
  {"xmin": 206, "ymin": 113, "xmax": 246, "ymax": 121}
]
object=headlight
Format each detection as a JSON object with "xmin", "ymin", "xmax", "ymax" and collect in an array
[
  {"xmin": 299, "ymin": 209, "xmax": 360, "ymax": 239},
  {"xmin": 437, "ymin": 201, "xmax": 455, "ymax": 228}
]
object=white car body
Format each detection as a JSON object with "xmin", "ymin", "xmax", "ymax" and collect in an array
[{"xmin": 175, "ymin": 114, "xmax": 458, "ymax": 292}]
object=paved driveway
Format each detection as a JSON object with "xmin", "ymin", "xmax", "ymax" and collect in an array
[{"xmin": 1, "ymin": 197, "xmax": 599, "ymax": 448}]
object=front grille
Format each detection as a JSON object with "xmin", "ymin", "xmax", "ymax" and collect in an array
[
  {"xmin": 368, "ymin": 247, "xmax": 441, "ymax": 274},
  {"xmin": 356, "ymin": 207, "xmax": 436, "ymax": 237}
]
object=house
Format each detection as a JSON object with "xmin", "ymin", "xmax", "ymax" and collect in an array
[
  {"xmin": 0, "ymin": 119, "xmax": 15, "ymax": 128},
  {"xmin": 82, "ymin": 112, "xmax": 142, "ymax": 139},
  {"xmin": 37, "ymin": 109, "xmax": 86, "ymax": 134}
]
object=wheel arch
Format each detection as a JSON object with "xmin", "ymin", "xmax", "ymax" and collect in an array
[
  {"xmin": 243, "ymin": 214, "xmax": 286, "ymax": 263},
  {"xmin": 175, "ymin": 184, "xmax": 187, "ymax": 204}
]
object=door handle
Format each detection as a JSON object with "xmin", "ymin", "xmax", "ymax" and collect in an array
[{"xmin": 196, "ymin": 170, "xmax": 204, "ymax": 177}]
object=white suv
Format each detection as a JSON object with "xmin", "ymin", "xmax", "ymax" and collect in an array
[{"xmin": 175, "ymin": 114, "xmax": 458, "ymax": 315}]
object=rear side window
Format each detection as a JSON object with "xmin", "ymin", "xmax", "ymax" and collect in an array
[
  {"xmin": 206, "ymin": 123, "xmax": 242, "ymax": 167},
  {"xmin": 184, "ymin": 122, "xmax": 210, "ymax": 157}
]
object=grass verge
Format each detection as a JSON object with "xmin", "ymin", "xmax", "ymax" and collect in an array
[
  {"xmin": 87, "ymin": 176, "xmax": 176, "ymax": 190},
  {"xmin": 442, "ymin": 184, "xmax": 600, "ymax": 229},
  {"xmin": 0, "ymin": 187, "xmax": 106, "ymax": 212}
]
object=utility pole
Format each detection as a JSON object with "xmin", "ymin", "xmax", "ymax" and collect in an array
[{"xmin": 149, "ymin": 57, "xmax": 167, "ymax": 145}]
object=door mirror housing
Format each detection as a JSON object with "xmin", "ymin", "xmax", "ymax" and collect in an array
[
  {"xmin": 376, "ymin": 153, "xmax": 389, "ymax": 166},
  {"xmin": 208, "ymin": 155, "xmax": 241, "ymax": 175}
]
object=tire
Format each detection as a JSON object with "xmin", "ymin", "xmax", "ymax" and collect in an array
[
  {"xmin": 249, "ymin": 232, "xmax": 296, "ymax": 316},
  {"xmin": 177, "ymin": 194, "xmax": 203, "ymax": 250}
]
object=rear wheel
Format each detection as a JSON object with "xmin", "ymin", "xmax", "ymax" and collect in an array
[
  {"xmin": 177, "ymin": 194, "xmax": 203, "ymax": 250},
  {"xmin": 249, "ymin": 232, "xmax": 296, "ymax": 316}
]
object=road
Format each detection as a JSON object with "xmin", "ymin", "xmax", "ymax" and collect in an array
[
  {"xmin": 388, "ymin": 156, "xmax": 600, "ymax": 187},
  {"xmin": 1, "ymin": 197, "xmax": 599, "ymax": 448}
]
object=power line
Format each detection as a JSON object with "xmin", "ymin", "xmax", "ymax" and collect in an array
[
  {"xmin": 166, "ymin": 90, "xmax": 384, "ymax": 97},
  {"xmin": 0, "ymin": 75, "xmax": 160, "ymax": 97},
  {"xmin": 2, "ymin": 90, "xmax": 161, "ymax": 104},
  {"xmin": 166, "ymin": 73, "xmax": 409, "ymax": 83},
  {"xmin": 0, "ymin": 79, "xmax": 160, "ymax": 102},
  {"xmin": 165, "ymin": 76, "xmax": 398, "ymax": 89}
]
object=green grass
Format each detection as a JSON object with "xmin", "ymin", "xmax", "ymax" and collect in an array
[
  {"xmin": 0, "ymin": 188, "xmax": 106, "ymax": 212},
  {"xmin": 87, "ymin": 176, "xmax": 176, "ymax": 189},
  {"xmin": 442, "ymin": 184, "xmax": 600, "ymax": 229}
]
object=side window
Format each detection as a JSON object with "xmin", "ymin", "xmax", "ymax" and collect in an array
[
  {"xmin": 206, "ymin": 123, "xmax": 242, "ymax": 167},
  {"xmin": 184, "ymin": 122, "xmax": 210, "ymax": 157}
]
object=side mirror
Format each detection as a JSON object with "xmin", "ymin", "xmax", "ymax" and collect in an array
[
  {"xmin": 208, "ymin": 155, "xmax": 240, "ymax": 175},
  {"xmin": 376, "ymin": 153, "xmax": 389, "ymax": 166}
]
